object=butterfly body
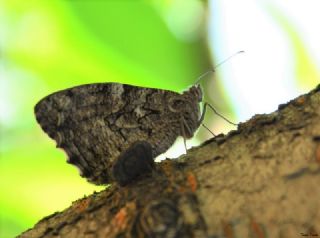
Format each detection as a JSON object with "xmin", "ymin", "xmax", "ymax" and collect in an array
[{"xmin": 35, "ymin": 83, "xmax": 202, "ymax": 185}]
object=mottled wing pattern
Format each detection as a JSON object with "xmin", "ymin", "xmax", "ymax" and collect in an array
[{"xmin": 34, "ymin": 83, "xmax": 184, "ymax": 184}]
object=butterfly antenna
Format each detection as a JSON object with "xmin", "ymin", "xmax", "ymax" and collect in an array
[{"xmin": 194, "ymin": 50, "xmax": 244, "ymax": 85}]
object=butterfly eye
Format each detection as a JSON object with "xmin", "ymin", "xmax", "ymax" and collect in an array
[{"xmin": 168, "ymin": 97, "xmax": 185, "ymax": 112}]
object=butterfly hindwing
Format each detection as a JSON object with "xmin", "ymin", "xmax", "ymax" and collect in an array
[{"xmin": 35, "ymin": 83, "xmax": 192, "ymax": 184}]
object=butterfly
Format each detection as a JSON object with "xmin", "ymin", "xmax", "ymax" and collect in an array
[
  {"xmin": 34, "ymin": 83, "xmax": 207, "ymax": 185},
  {"xmin": 34, "ymin": 52, "xmax": 242, "ymax": 186}
]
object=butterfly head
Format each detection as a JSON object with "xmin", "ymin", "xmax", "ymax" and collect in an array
[
  {"xmin": 186, "ymin": 84, "xmax": 203, "ymax": 102},
  {"xmin": 168, "ymin": 85, "xmax": 203, "ymax": 139}
]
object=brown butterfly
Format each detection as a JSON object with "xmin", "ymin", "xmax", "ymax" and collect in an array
[
  {"xmin": 34, "ymin": 53, "xmax": 241, "ymax": 186},
  {"xmin": 35, "ymin": 83, "xmax": 209, "ymax": 185}
]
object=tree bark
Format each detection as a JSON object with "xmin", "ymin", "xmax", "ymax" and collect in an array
[{"xmin": 19, "ymin": 85, "xmax": 320, "ymax": 238}]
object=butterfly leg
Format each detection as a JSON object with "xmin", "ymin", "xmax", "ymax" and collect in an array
[
  {"xmin": 201, "ymin": 123, "xmax": 216, "ymax": 136},
  {"xmin": 180, "ymin": 117, "xmax": 188, "ymax": 153},
  {"xmin": 198, "ymin": 102, "xmax": 237, "ymax": 137},
  {"xmin": 112, "ymin": 141, "xmax": 155, "ymax": 186},
  {"xmin": 183, "ymin": 137, "xmax": 187, "ymax": 153},
  {"xmin": 200, "ymin": 102, "xmax": 237, "ymax": 126}
]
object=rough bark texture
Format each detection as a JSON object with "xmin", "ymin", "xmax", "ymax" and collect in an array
[{"xmin": 19, "ymin": 85, "xmax": 320, "ymax": 238}]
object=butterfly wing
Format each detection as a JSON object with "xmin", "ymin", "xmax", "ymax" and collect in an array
[{"xmin": 35, "ymin": 83, "xmax": 184, "ymax": 184}]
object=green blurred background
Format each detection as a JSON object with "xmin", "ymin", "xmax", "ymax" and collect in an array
[
  {"xmin": 1, "ymin": 1, "xmax": 211, "ymax": 237},
  {"xmin": 1, "ymin": 1, "xmax": 319, "ymax": 237}
]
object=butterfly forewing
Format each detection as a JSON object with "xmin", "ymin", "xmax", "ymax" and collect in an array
[{"xmin": 35, "ymin": 83, "xmax": 197, "ymax": 184}]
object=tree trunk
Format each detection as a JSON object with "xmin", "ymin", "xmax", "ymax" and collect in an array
[{"xmin": 19, "ymin": 85, "xmax": 320, "ymax": 238}]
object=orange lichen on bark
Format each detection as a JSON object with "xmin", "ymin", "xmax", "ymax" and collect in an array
[
  {"xmin": 293, "ymin": 95, "xmax": 306, "ymax": 106},
  {"xmin": 73, "ymin": 197, "xmax": 90, "ymax": 213},
  {"xmin": 222, "ymin": 220, "xmax": 234, "ymax": 238},
  {"xmin": 187, "ymin": 172, "xmax": 197, "ymax": 192},
  {"xmin": 250, "ymin": 218, "xmax": 265, "ymax": 238},
  {"xmin": 112, "ymin": 202, "xmax": 136, "ymax": 230},
  {"xmin": 113, "ymin": 207, "xmax": 127, "ymax": 229}
]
